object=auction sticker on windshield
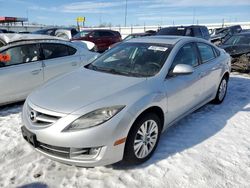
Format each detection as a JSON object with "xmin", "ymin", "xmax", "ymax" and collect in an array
[{"xmin": 148, "ymin": 46, "xmax": 168, "ymax": 51}]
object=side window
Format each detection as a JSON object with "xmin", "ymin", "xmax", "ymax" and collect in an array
[
  {"xmin": 213, "ymin": 47, "xmax": 220, "ymax": 57},
  {"xmin": 197, "ymin": 43, "xmax": 216, "ymax": 63},
  {"xmin": 0, "ymin": 44, "xmax": 40, "ymax": 68},
  {"xmin": 193, "ymin": 28, "xmax": 202, "ymax": 38},
  {"xmin": 170, "ymin": 43, "xmax": 199, "ymax": 70},
  {"xmin": 101, "ymin": 31, "xmax": 114, "ymax": 37},
  {"xmin": 92, "ymin": 31, "xmax": 100, "ymax": 38},
  {"xmin": 68, "ymin": 46, "xmax": 77, "ymax": 55},
  {"xmin": 41, "ymin": 43, "xmax": 69, "ymax": 59}
]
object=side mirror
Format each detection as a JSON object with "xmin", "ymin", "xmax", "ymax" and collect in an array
[{"xmin": 171, "ymin": 64, "xmax": 194, "ymax": 75}]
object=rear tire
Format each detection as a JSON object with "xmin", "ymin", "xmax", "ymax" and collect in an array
[
  {"xmin": 212, "ymin": 76, "xmax": 228, "ymax": 104},
  {"xmin": 123, "ymin": 113, "xmax": 162, "ymax": 165}
]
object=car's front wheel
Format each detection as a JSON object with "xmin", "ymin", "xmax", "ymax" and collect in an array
[{"xmin": 123, "ymin": 113, "xmax": 162, "ymax": 165}]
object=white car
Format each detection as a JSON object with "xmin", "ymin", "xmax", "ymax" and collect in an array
[{"xmin": 0, "ymin": 34, "xmax": 98, "ymax": 105}]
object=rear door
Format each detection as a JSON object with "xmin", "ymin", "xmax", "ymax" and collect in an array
[
  {"xmin": 41, "ymin": 42, "xmax": 80, "ymax": 82},
  {"xmin": 0, "ymin": 43, "xmax": 43, "ymax": 104},
  {"xmin": 195, "ymin": 42, "xmax": 222, "ymax": 101}
]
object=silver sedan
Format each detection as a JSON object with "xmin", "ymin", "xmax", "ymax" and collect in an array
[
  {"xmin": 0, "ymin": 34, "xmax": 98, "ymax": 105},
  {"xmin": 21, "ymin": 36, "xmax": 231, "ymax": 167}
]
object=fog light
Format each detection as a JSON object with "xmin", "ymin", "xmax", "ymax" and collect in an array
[{"xmin": 70, "ymin": 147, "xmax": 101, "ymax": 160}]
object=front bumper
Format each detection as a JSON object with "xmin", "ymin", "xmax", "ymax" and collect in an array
[{"xmin": 21, "ymin": 102, "xmax": 133, "ymax": 167}]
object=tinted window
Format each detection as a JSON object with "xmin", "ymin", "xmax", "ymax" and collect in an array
[
  {"xmin": 197, "ymin": 43, "xmax": 216, "ymax": 63},
  {"xmin": 73, "ymin": 30, "xmax": 91, "ymax": 38},
  {"xmin": 193, "ymin": 28, "xmax": 202, "ymax": 37},
  {"xmin": 157, "ymin": 27, "xmax": 186, "ymax": 36},
  {"xmin": 68, "ymin": 46, "xmax": 77, "ymax": 55},
  {"xmin": 201, "ymin": 27, "xmax": 209, "ymax": 36},
  {"xmin": 170, "ymin": 43, "xmax": 199, "ymax": 70},
  {"xmin": 100, "ymin": 31, "xmax": 114, "ymax": 37},
  {"xmin": 41, "ymin": 43, "xmax": 70, "ymax": 59},
  {"xmin": 0, "ymin": 44, "xmax": 40, "ymax": 67},
  {"xmin": 223, "ymin": 35, "xmax": 250, "ymax": 45}
]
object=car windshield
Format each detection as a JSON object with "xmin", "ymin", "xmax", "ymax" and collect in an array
[
  {"xmin": 224, "ymin": 35, "xmax": 250, "ymax": 45},
  {"xmin": 87, "ymin": 42, "xmax": 172, "ymax": 77},
  {"xmin": 73, "ymin": 31, "xmax": 91, "ymax": 38},
  {"xmin": 157, "ymin": 27, "xmax": 186, "ymax": 36}
]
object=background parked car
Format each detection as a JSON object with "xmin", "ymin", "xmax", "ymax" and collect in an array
[
  {"xmin": 156, "ymin": 25, "xmax": 210, "ymax": 41},
  {"xmin": 32, "ymin": 27, "xmax": 78, "ymax": 39},
  {"xmin": 211, "ymin": 25, "xmax": 242, "ymax": 45},
  {"xmin": 0, "ymin": 34, "xmax": 98, "ymax": 105},
  {"xmin": 123, "ymin": 32, "xmax": 155, "ymax": 41},
  {"xmin": 71, "ymin": 29, "xmax": 122, "ymax": 52},
  {"xmin": 220, "ymin": 32, "xmax": 250, "ymax": 72}
]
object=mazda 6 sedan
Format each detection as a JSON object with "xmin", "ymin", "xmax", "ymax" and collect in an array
[
  {"xmin": 0, "ymin": 34, "xmax": 98, "ymax": 105},
  {"xmin": 21, "ymin": 36, "xmax": 231, "ymax": 167}
]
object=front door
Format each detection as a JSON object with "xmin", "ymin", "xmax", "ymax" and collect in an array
[{"xmin": 164, "ymin": 43, "xmax": 205, "ymax": 125}]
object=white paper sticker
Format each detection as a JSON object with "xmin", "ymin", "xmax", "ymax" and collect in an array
[{"xmin": 148, "ymin": 46, "xmax": 168, "ymax": 52}]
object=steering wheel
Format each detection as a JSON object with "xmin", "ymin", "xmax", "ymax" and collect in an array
[{"xmin": 147, "ymin": 62, "xmax": 161, "ymax": 69}]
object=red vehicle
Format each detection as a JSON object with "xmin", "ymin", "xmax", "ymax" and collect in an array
[{"xmin": 71, "ymin": 29, "xmax": 122, "ymax": 52}]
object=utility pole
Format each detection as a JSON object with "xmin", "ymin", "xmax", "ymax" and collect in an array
[
  {"xmin": 192, "ymin": 8, "xmax": 196, "ymax": 25},
  {"xmin": 124, "ymin": 0, "xmax": 128, "ymax": 27}
]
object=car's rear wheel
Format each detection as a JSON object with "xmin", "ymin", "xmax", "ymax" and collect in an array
[
  {"xmin": 212, "ymin": 76, "xmax": 228, "ymax": 104},
  {"xmin": 123, "ymin": 113, "xmax": 162, "ymax": 165}
]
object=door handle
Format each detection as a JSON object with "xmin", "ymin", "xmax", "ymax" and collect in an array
[{"xmin": 31, "ymin": 69, "xmax": 42, "ymax": 75}]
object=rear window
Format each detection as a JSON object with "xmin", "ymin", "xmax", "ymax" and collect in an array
[{"xmin": 157, "ymin": 27, "xmax": 186, "ymax": 36}]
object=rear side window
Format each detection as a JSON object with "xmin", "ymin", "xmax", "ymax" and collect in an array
[
  {"xmin": 41, "ymin": 43, "xmax": 76, "ymax": 59},
  {"xmin": 213, "ymin": 47, "xmax": 220, "ymax": 57},
  {"xmin": 99, "ymin": 31, "xmax": 114, "ymax": 37},
  {"xmin": 170, "ymin": 43, "xmax": 199, "ymax": 69},
  {"xmin": 197, "ymin": 43, "xmax": 216, "ymax": 63},
  {"xmin": 0, "ymin": 44, "xmax": 40, "ymax": 68},
  {"xmin": 193, "ymin": 28, "xmax": 202, "ymax": 38},
  {"xmin": 68, "ymin": 46, "xmax": 77, "ymax": 55}
]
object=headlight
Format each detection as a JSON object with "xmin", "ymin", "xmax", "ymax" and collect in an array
[{"xmin": 63, "ymin": 105, "xmax": 125, "ymax": 131}]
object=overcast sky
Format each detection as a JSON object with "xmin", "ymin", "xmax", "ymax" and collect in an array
[{"xmin": 0, "ymin": 0, "xmax": 250, "ymax": 26}]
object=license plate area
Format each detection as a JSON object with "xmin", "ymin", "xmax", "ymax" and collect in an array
[{"xmin": 21, "ymin": 126, "xmax": 38, "ymax": 148}]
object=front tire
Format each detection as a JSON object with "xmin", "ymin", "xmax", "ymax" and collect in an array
[
  {"xmin": 123, "ymin": 113, "xmax": 162, "ymax": 165},
  {"xmin": 212, "ymin": 76, "xmax": 228, "ymax": 104}
]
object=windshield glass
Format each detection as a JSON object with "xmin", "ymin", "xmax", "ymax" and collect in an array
[
  {"xmin": 224, "ymin": 35, "xmax": 250, "ymax": 45},
  {"xmin": 157, "ymin": 27, "xmax": 186, "ymax": 36},
  {"xmin": 73, "ymin": 31, "xmax": 91, "ymax": 38},
  {"xmin": 87, "ymin": 43, "xmax": 172, "ymax": 77}
]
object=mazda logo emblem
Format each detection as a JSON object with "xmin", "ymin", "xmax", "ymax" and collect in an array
[{"xmin": 30, "ymin": 110, "xmax": 37, "ymax": 123}]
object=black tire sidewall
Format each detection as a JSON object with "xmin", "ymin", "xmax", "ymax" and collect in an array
[
  {"xmin": 123, "ymin": 113, "xmax": 162, "ymax": 165},
  {"xmin": 213, "ymin": 76, "xmax": 228, "ymax": 104}
]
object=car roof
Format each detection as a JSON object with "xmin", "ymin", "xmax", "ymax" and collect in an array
[
  {"xmin": 125, "ymin": 35, "xmax": 194, "ymax": 45},
  {"xmin": 0, "ymin": 33, "xmax": 67, "ymax": 44},
  {"xmin": 161, "ymin": 25, "xmax": 206, "ymax": 29}
]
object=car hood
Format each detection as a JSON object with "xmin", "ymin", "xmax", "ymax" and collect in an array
[
  {"xmin": 220, "ymin": 44, "xmax": 250, "ymax": 56},
  {"xmin": 29, "ymin": 68, "xmax": 146, "ymax": 114}
]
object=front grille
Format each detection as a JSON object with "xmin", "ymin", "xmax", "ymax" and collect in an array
[
  {"xmin": 27, "ymin": 106, "xmax": 61, "ymax": 126},
  {"xmin": 37, "ymin": 141, "xmax": 70, "ymax": 158}
]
